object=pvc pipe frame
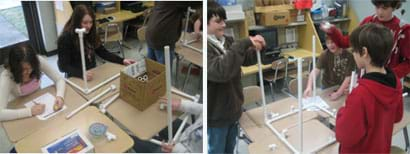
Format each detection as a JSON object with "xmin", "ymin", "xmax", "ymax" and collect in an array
[
  {"xmin": 75, "ymin": 28, "xmax": 88, "ymax": 92},
  {"xmin": 257, "ymin": 36, "xmax": 337, "ymax": 153},
  {"xmin": 99, "ymin": 93, "xmax": 120, "ymax": 113},
  {"xmin": 65, "ymin": 73, "xmax": 120, "ymax": 95},
  {"xmin": 66, "ymin": 85, "xmax": 116, "ymax": 119}
]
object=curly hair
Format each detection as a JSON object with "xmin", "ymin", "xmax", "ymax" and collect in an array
[{"xmin": 5, "ymin": 44, "xmax": 41, "ymax": 83}]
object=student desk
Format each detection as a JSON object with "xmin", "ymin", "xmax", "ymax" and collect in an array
[
  {"xmin": 105, "ymin": 88, "xmax": 189, "ymax": 140},
  {"xmin": 175, "ymin": 32, "xmax": 203, "ymax": 90},
  {"xmin": 1, "ymin": 85, "xmax": 85, "ymax": 143},
  {"xmin": 96, "ymin": 10, "xmax": 144, "ymax": 27},
  {"xmin": 240, "ymin": 97, "xmax": 338, "ymax": 153},
  {"xmin": 67, "ymin": 62, "xmax": 124, "ymax": 102},
  {"xmin": 15, "ymin": 107, "xmax": 134, "ymax": 153}
]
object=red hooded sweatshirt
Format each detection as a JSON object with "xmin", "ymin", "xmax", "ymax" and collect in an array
[
  {"xmin": 327, "ymin": 15, "xmax": 410, "ymax": 78},
  {"xmin": 336, "ymin": 69, "xmax": 403, "ymax": 153}
]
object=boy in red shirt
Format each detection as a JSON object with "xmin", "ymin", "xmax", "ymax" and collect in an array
[
  {"xmin": 321, "ymin": 0, "xmax": 410, "ymax": 78},
  {"xmin": 336, "ymin": 23, "xmax": 403, "ymax": 153}
]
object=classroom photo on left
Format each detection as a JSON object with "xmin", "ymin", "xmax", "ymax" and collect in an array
[{"xmin": 0, "ymin": 0, "xmax": 203, "ymax": 153}]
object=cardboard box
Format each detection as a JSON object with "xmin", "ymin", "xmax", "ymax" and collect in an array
[
  {"xmin": 120, "ymin": 58, "xmax": 166, "ymax": 111},
  {"xmin": 257, "ymin": 9, "xmax": 290, "ymax": 26}
]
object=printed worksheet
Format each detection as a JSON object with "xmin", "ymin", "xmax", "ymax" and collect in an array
[{"xmin": 24, "ymin": 93, "xmax": 67, "ymax": 120}]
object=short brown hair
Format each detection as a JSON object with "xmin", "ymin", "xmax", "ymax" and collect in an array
[
  {"xmin": 371, "ymin": 0, "xmax": 405, "ymax": 9},
  {"xmin": 350, "ymin": 23, "xmax": 393, "ymax": 67}
]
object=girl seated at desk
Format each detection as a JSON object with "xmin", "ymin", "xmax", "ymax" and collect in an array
[
  {"xmin": 303, "ymin": 36, "xmax": 356, "ymax": 100},
  {"xmin": 57, "ymin": 5, "xmax": 135, "ymax": 81},
  {"xmin": 0, "ymin": 44, "xmax": 65, "ymax": 121}
]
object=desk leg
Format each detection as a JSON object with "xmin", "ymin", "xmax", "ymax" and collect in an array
[
  {"xmin": 404, "ymin": 126, "xmax": 410, "ymax": 151},
  {"xmin": 183, "ymin": 63, "xmax": 193, "ymax": 91}
]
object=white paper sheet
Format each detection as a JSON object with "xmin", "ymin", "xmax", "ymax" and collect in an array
[
  {"xmin": 303, "ymin": 96, "xmax": 329, "ymax": 111},
  {"xmin": 24, "ymin": 93, "xmax": 67, "ymax": 120}
]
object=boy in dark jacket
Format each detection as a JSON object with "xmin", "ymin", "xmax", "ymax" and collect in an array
[
  {"xmin": 336, "ymin": 23, "xmax": 403, "ymax": 153},
  {"xmin": 207, "ymin": 1, "xmax": 265, "ymax": 154}
]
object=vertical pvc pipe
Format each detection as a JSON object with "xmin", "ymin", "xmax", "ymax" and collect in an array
[
  {"xmin": 256, "ymin": 51, "xmax": 267, "ymax": 122},
  {"xmin": 75, "ymin": 28, "xmax": 88, "ymax": 93},
  {"xmin": 312, "ymin": 35, "xmax": 316, "ymax": 98},
  {"xmin": 349, "ymin": 71, "xmax": 355, "ymax": 93},
  {"xmin": 297, "ymin": 58, "xmax": 303, "ymax": 153},
  {"xmin": 164, "ymin": 46, "xmax": 173, "ymax": 144}
]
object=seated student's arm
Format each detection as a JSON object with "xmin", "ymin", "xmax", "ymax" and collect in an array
[
  {"xmin": 208, "ymin": 38, "xmax": 254, "ymax": 82},
  {"xmin": 179, "ymin": 100, "xmax": 202, "ymax": 116},
  {"xmin": 57, "ymin": 35, "xmax": 83, "ymax": 78},
  {"xmin": 0, "ymin": 72, "xmax": 32, "ymax": 121},
  {"xmin": 336, "ymin": 90, "xmax": 367, "ymax": 147},
  {"xmin": 95, "ymin": 45, "xmax": 124, "ymax": 65},
  {"xmin": 38, "ymin": 56, "xmax": 65, "ymax": 99}
]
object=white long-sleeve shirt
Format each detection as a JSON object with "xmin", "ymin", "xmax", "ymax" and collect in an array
[{"xmin": 0, "ymin": 56, "xmax": 65, "ymax": 121}]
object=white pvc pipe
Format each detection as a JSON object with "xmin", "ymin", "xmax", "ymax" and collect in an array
[
  {"xmin": 181, "ymin": 7, "xmax": 191, "ymax": 44},
  {"xmin": 171, "ymin": 88, "xmax": 197, "ymax": 102},
  {"xmin": 267, "ymin": 109, "xmax": 300, "ymax": 124},
  {"xmin": 65, "ymin": 78, "xmax": 87, "ymax": 94},
  {"xmin": 349, "ymin": 71, "xmax": 356, "ymax": 93},
  {"xmin": 164, "ymin": 46, "xmax": 173, "ymax": 144},
  {"xmin": 297, "ymin": 58, "xmax": 303, "ymax": 153},
  {"xmin": 100, "ymin": 93, "xmax": 120, "ymax": 113},
  {"xmin": 265, "ymin": 122, "xmax": 299, "ymax": 153},
  {"xmin": 66, "ymin": 85, "xmax": 116, "ymax": 119},
  {"xmin": 182, "ymin": 44, "xmax": 202, "ymax": 53},
  {"xmin": 256, "ymin": 51, "xmax": 268, "ymax": 122},
  {"xmin": 75, "ymin": 28, "xmax": 89, "ymax": 93},
  {"xmin": 312, "ymin": 35, "xmax": 317, "ymax": 98},
  {"xmin": 173, "ymin": 115, "xmax": 190, "ymax": 142},
  {"xmin": 65, "ymin": 73, "xmax": 119, "ymax": 95},
  {"xmin": 87, "ymin": 73, "xmax": 120, "ymax": 94},
  {"xmin": 149, "ymin": 139, "xmax": 162, "ymax": 146}
]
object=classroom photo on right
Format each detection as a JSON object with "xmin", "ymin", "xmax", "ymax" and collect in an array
[{"xmin": 207, "ymin": 0, "xmax": 410, "ymax": 153}]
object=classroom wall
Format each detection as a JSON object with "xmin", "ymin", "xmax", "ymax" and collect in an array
[
  {"xmin": 350, "ymin": 0, "xmax": 409, "ymax": 23},
  {"xmin": 36, "ymin": 1, "xmax": 58, "ymax": 53}
]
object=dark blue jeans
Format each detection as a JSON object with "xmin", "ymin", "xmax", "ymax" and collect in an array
[
  {"xmin": 147, "ymin": 46, "xmax": 175, "ymax": 66},
  {"xmin": 208, "ymin": 122, "xmax": 239, "ymax": 154}
]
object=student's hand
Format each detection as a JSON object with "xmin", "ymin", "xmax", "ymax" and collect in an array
[
  {"xmin": 303, "ymin": 88, "xmax": 312, "ymax": 98},
  {"xmin": 161, "ymin": 141, "xmax": 175, "ymax": 153},
  {"xmin": 31, "ymin": 104, "xmax": 45, "ymax": 116},
  {"xmin": 320, "ymin": 22, "xmax": 335, "ymax": 33},
  {"xmin": 193, "ymin": 32, "xmax": 202, "ymax": 41},
  {"xmin": 86, "ymin": 71, "xmax": 93, "ymax": 81},
  {"xmin": 330, "ymin": 91, "xmax": 343, "ymax": 100},
  {"xmin": 250, "ymin": 35, "xmax": 266, "ymax": 51},
  {"xmin": 160, "ymin": 97, "xmax": 181, "ymax": 111},
  {"xmin": 54, "ymin": 96, "xmax": 64, "ymax": 111},
  {"xmin": 123, "ymin": 59, "xmax": 136, "ymax": 66}
]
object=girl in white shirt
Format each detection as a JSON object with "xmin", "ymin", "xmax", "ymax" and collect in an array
[{"xmin": 0, "ymin": 44, "xmax": 65, "ymax": 121}]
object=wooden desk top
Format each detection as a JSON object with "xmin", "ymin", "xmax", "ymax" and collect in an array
[
  {"xmin": 15, "ymin": 107, "xmax": 134, "ymax": 153},
  {"xmin": 106, "ymin": 88, "xmax": 186, "ymax": 140},
  {"xmin": 67, "ymin": 63, "xmax": 123, "ymax": 101},
  {"xmin": 176, "ymin": 33, "xmax": 203, "ymax": 67},
  {"xmin": 282, "ymin": 48, "xmax": 320, "ymax": 59},
  {"xmin": 1, "ymin": 86, "xmax": 86, "ymax": 143},
  {"xmin": 241, "ymin": 48, "xmax": 319, "ymax": 76},
  {"xmin": 96, "ymin": 10, "xmax": 144, "ymax": 24}
]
